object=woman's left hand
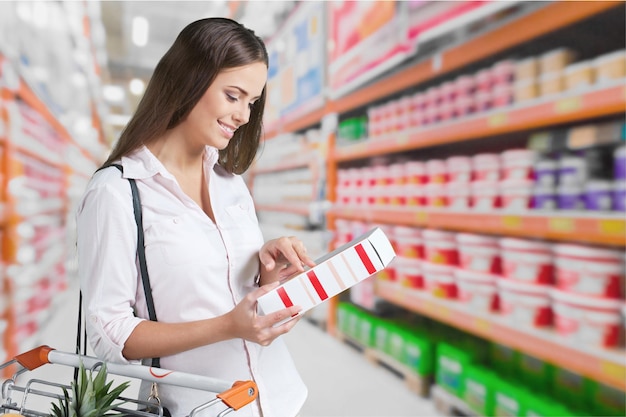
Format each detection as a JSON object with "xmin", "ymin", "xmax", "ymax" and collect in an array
[{"xmin": 258, "ymin": 236, "xmax": 316, "ymax": 285}]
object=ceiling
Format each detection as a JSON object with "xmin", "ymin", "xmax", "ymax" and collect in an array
[{"xmin": 99, "ymin": 0, "xmax": 296, "ymax": 131}]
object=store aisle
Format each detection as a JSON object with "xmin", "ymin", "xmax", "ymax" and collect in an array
[{"xmin": 30, "ymin": 286, "xmax": 439, "ymax": 417}]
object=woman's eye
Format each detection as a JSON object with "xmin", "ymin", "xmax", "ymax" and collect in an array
[{"xmin": 226, "ymin": 94, "xmax": 238, "ymax": 102}]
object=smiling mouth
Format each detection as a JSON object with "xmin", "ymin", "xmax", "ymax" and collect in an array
[{"xmin": 219, "ymin": 121, "xmax": 236, "ymax": 134}]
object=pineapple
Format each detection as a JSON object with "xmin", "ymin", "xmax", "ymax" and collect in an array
[{"xmin": 50, "ymin": 362, "xmax": 130, "ymax": 417}]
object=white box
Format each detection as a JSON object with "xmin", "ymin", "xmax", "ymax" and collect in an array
[{"xmin": 257, "ymin": 227, "xmax": 396, "ymax": 325}]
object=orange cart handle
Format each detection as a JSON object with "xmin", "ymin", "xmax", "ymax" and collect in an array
[
  {"xmin": 216, "ymin": 380, "xmax": 258, "ymax": 411},
  {"xmin": 15, "ymin": 345, "xmax": 54, "ymax": 371}
]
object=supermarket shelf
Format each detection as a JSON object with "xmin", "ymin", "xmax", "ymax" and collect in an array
[
  {"xmin": 256, "ymin": 203, "xmax": 311, "ymax": 216},
  {"xmin": 328, "ymin": 1, "xmax": 620, "ymax": 115},
  {"xmin": 329, "ymin": 207, "xmax": 626, "ymax": 247},
  {"xmin": 331, "ymin": 83, "xmax": 626, "ymax": 162},
  {"xmin": 252, "ymin": 154, "xmax": 316, "ymax": 175},
  {"xmin": 376, "ymin": 280, "xmax": 626, "ymax": 391}
]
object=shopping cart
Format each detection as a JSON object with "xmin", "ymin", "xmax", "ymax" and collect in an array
[{"xmin": 0, "ymin": 345, "xmax": 258, "ymax": 417}]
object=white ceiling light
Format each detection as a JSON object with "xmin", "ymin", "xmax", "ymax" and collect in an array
[
  {"xmin": 132, "ymin": 16, "xmax": 149, "ymax": 47},
  {"xmin": 129, "ymin": 78, "xmax": 145, "ymax": 96}
]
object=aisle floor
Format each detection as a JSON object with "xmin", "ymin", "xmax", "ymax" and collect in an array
[{"xmin": 30, "ymin": 288, "xmax": 439, "ymax": 417}]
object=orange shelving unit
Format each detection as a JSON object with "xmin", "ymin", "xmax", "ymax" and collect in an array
[
  {"xmin": 331, "ymin": 83, "xmax": 626, "ymax": 162},
  {"xmin": 376, "ymin": 279, "xmax": 626, "ymax": 391}
]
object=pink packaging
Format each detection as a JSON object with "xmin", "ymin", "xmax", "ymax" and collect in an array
[
  {"xmin": 454, "ymin": 74, "xmax": 476, "ymax": 96},
  {"xmin": 498, "ymin": 279, "xmax": 552, "ymax": 327},
  {"xmin": 500, "ymin": 179, "xmax": 535, "ymax": 211},
  {"xmin": 405, "ymin": 183, "xmax": 427, "ymax": 207},
  {"xmin": 396, "ymin": 256, "xmax": 423, "ymax": 289},
  {"xmin": 440, "ymin": 81, "xmax": 456, "ymax": 102},
  {"xmin": 501, "ymin": 149, "xmax": 537, "ymax": 180},
  {"xmin": 454, "ymin": 268, "xmax": 499, "ymax": 312},
  {"xmin": 492, "ymin": 83, "xmax": 514, "ymax": 108},
  {"xmin": 393, "ymin": 226, "xmax": 424, "ymax": 259},
  {"xmin": 475, "ymin": 68, "xmax": 494, "ymax": 91},
  {"xmin": 471, "ymin": 180, "xmax": 501, "ymax": 211},
  {"xmin": 405, "ymin": 160, "xmax": 427, "ymax": 184},
  {"xmin": 475, "ymin": 90, "xmax": 492, "ymax": 112},
  {"xmin": 472, "ymin": 153, "xmax": 501, "ymax": 181},
  {"xmin": 454, "ymin": 94, "xmax": 476, "ymax": 117},
  {"xmin": 446, "ymin": 182, "xmax": 472, "ymax": 210},
  {"xmin": 553, "ymin": 244, "xmax": 625, "ymax": 299},
  {"xmin": 411, "ymin": 92, "xmax": 425, "ymax": 111},
  {"xmin": 439, "ymin": 101, "xmax": 456, "ymax": 122},
  {"xmin": 425, "ymin": 86, "xmax": 442, "ymax": 107},
  {"xmin": 446, "ymin": 156, "xmax": 473, "ymax": 182},
  {"xmin": 367, "ymin": 106, "xmax": 382, "ymax": 137},
  {"xmin": 422, "ymin": 262, "xmax": 457, "ymax": 298},
  {"xmin": 456, "ymin": 233, "xmax": 502, "ymax": 274},
  {"xmin": 552, "ymin": 289, "xmax": 624, "ymax": 348},
  {"xmin": 426, "ymin": 183, "xmax": 448, "ymax": 208},
  {"xmin": 500, "ymin": 238, "xmax": 554, "ymax": 284},
  {"xmin": 492, "ymin": 59, "xmax": 516, "ymax": 84},
  {"xmin": 426, "ymin": 159, "xmax": 448, "ymax": 184},
  {"xmin": 423, "ymin": 229, "xmax": 459, "ymax": 266}
]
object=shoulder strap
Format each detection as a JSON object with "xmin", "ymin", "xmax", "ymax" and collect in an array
[{"xmin": 78, "ymin": 164, "xmax": 161, "ymax": 369}]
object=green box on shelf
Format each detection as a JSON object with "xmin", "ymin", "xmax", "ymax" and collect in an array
[
  {"xmin": 373, "ymin": 319, "xmax": 392, "ymax": 353},
  {"xmin": 463, "ymin": 365, "xmax": 497, "ymax": 417},
  {"xmin": 489, "ymin": 343, "xmax": 519, "ymax": 377},
  {"xmin": 551, "ymin": 367, "xmax": 593, "ymax": 411},
  {"xmin": 387, "ymin": 325, "xmax": 406, "ymax": 362},
  {"xmin": 588, "ymin": 380, "xmax": 626, "ymax": 417},
  {"xmin": 516, "ymin": 353, "xmax": 554, "ymax": 393},
  {"xmin": 402, "ymin": 331, "xmax": 435, "ymax": 377},
  {"xmin": 493, "ymin": 378, "xmax": 529, "ymax": 417},
  {"xmin": 524, "ymin": 394, "xmax": 575, "ymax": 417},
  {"xmin": 436, "ymin": 342, "xmax": 472, "ymax": 397},
  {"xmin": 355, "ymin": 312, "xmax": 376, "ymax": 347},
  {"xmin": 336, "ymin": 302, "xmax": 353, "ymax": 336}
]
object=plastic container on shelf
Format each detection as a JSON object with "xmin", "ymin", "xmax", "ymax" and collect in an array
[
  {"xmin": 501, "ymin": 149, "xmax": 537, "ymax": 181},
  {"xmin": 492, "ymin": 60, "xmax": 516, "ymax": 85},
  {"xmin": 425, "ymin": 183, "xmax": 448, "ymax": 207},
  {"xmin": 446, "ymin": 156, "xmax": 472, "ymax": 183},
  {"xmin": 557, "ymin": 183, "xmax": 585, "ymax": 210},
  {"xmin": 471, "ymin": 181, "xmax": 501, "ymax": 211},
  {"xmin": 472, "ymin": 153, "xmax": 501, "ymax": 182},
  {"xmin": 533, "ymin": 184, "xmax": 557, "ymax": 210},
  {"xmin": 396, "ymin": 256, "xmax": 423, "ymax": 289},
  {"xmin": 474, "ymin": 90, "xmax": 492, "ymax": 112},
  {"xmin": 539, "ymin": 48, "xmax": 576, "ymax": 74},
  {"xmin": 440, "ymin": 81, "xmax": 456, "ymax": 102},
  {"xmin": 614, "ymin": 145, "xmax": 626, "ymax": 180},
  {"xmin": 551, "ymin": 289, "xmax": 623, "ymax": 348},
  {"xmin": 404, "ymin": 183, "xmax": 427, "ymax": 207},
  {"xmin": 613, "ymin": 181, "xmax": 626, "ymax": 211},
  {"xmin": 514, "ymin": 57, "xmax": 539, "ymax": 81},
  {"xmin": 475, "ymin": 68, "xmax": 493, "ymax": 92},
  {"xmin": 454, "ymin": 94, "xmax": 476, "ymax": 117},
  {"xmin": 558, "ymin": 154, "xmax": 588, "ymax": 185},
  {"xmin": 422, "ymin": 262, "xmax": 457, "ymax": 298},
  {"xmin": 513, "ymin": 79, "xmax": 539, "ymax": 102},
  {"xmin": 539, "ymin": 71, "xmax": 564, "ymax": 97},
  {"xmin": 446, "ymin": 181, "xmax": 472, "ymax": 210},
  {"xmin": 499, "ymin": 238, "xmax": 554, "ymax": 285},
  {"xmin": 393, "ymin": 226, "xmax": 423, "ymax": 259},
  {"xmin": 497, "ymin": 279, "xmax": 552, "ymax": 327},
  {"xmin": 553, "ymin": 243, "xmax": 624, "ymax": 299},
  {"xmin": 492, "ymin": 83, "xmax": 513, "ymax": 108},
  {"xmin": 500, "ymin": 179, "xmax": 535, "ymax": 211},
  {"xmin": 534, "ymin": 158, "xmax": 557, "ymax": 186},
  {"xmin": 405, "ymin": 160, "xmax": 427, "ymax": 184},
  {"xmin": 454, "ymin": 74, "xmax": 476, "ymax": 96},
  {"xmin": 423, "ymin": 229, "xmax": 458, "ymax": 266},
  {"xmin": 426, "ymin": 159, "xmax": 447, "ymax": 184},
  {"xmin": 456, "ymin": 233, "xmax": 501, "ymax": 274},
  {"xmin": 593, "ymin": 50, "xmax": 626, "ymax": 83},
  {"xmin": 584, "ymin": 180, "xmax": 614, "ymax": 211},
  {"xmin": 564, "ymin": 60, "xmax": 596, "ymax": 91},
  {"xmin": 454, "ymin": 269, "xmax": 499, "ymax": 312}
]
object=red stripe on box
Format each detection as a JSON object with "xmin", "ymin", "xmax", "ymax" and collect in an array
[
  {"xmin": 307, "ymin": 270, "xmax": 328, "ymax": 301},
  {"xmin": 277, "ymin": 287, "xmax": 293, "ymax": 308},
  {"xmin": 355, "ymin": 243, "xmax": 376, "ymax": 275}
]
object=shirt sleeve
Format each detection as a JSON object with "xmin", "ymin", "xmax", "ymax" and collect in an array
[{"xmin": 76, "ymin": 176, "xmax": 145, "ymax": 364}]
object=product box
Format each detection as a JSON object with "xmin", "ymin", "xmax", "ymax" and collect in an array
[{"xmin": 257, "ymin": 227, "xmax": 396, "ymax": 325}]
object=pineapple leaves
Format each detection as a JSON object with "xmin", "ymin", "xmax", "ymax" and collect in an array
[{"xmin": 49, "ymin": 361, "xmax": 131, "ymax": 417}]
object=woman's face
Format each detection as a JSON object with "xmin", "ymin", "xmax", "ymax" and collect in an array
[{"xmin": 182, "ymin": 62, "xmax": 267, "ymax": 150}]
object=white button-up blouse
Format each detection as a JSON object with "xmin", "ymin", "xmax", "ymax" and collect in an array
[{"xmin": 76, "ymin": 146, "xmax": 307, "ymax": 417}]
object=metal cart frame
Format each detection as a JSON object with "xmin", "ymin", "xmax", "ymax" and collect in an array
[{"xmin": 0, "ymin": 346, "xmax": 258, "ymax": 417}]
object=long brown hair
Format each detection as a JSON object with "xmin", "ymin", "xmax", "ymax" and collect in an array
[{"xmin": 102, "ymin": 18, "xmax": 268, "ymax": 174}]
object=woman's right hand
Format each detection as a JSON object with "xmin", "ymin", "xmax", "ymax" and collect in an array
[{"xmin": 226, "ymin": 282, "xmax": 301, "ymax": 346}]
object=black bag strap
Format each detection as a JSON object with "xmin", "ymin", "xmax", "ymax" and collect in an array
[{"xmin": 77, "ymin": 164, "xmax": 161, "ymax": 370}]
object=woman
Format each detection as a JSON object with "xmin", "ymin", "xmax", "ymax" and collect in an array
[{"xmin": 76, "ymin": 18, "xmax": 313, "ymax": 417}]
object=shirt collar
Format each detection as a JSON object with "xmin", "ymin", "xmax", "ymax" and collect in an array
[{"xmin": 120, "ymin": 145, "xmax": 220, "ymax": 179}]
